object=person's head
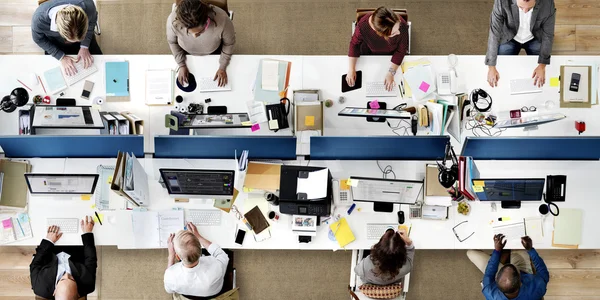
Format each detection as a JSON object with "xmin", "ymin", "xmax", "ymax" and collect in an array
[
  {"xmin": 176, "ymin": 0, "xmax": 215, "ymax": 37},
  {"xmin": 371, "ymin": 7, "xmax": 401, "ymax": 38},
  {"xmin": 517, "ymin": 0, "xmax": 536, "ymax": 13},
  {"xmin": 53, "ymin": 272, "xmax": 79, "ymax": 300},
  {"xmin": 173, "ymin": 230, "xmax": 202, "ymax": 266},
  {"xmin": 496, "ymin": 264, "xmax": 521, "ymax": 297},
  {"xmin": 56, "ymin": 5, "xmax": 88, "ymax": 43},
  {"xmin": 370, "ymin": 229, "xmax": 407, "ymax": 279}
]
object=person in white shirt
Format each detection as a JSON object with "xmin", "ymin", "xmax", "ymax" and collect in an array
[
  {"xmin": 164, "ymin": 222, "xmax": 229, "ymax": 299},
  {"xmin": 485, "ymin": 0, "xmax": 556, "ymax": 88}
]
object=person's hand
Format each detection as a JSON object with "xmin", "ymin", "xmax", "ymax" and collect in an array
[
  {"xmin": 521, "ymin": 236, "xmax": 533, "ymax": 251},
  {"xmin": 167, "ymin": 233, "xmax": 175, "ymax": 256},
  {"xmin": 532, "ymin": 64, "xmax": 546, "ymax": 87},
  {"xmin": 81, "ymin": 216, "xmax": 95, "ymax": 233},
  {"xmin": 214, "ymin": 69, "xmax": 228, "ymax": 87},
  {"xmin": 177, "ymin": 66, "xmax": 189, "ymax": 86},
  {"xmin": 77, "ymin": 47, "xmax": 93, "ymax": 69},
  {"xmin": 488, "ymin": 66, "xmax": 500, "ymax": 87},
  {"xmin": 346, "ymin": 69, "xmax": 356, "ymax": 87},
  {"xmin": 61, "ymin": 56, "xmax": 79, "ymax": 76},
  {"xmin": 397, "ymin": 228, "xmax": 413, "ymax": 246},
  {"xmin": 494, "ymin": 234, "xmax": 507, "ymax": 252},
  {"xmin": 46, "ymin": 225, "xmax": 63, "ymax": 243},
  {"xmin": 186, "ymin": 222, "xmax": 200, "ymax": 238},
  {"xmin": 384, "ymin": 72, "xmax": 395, "ymax": 91}
]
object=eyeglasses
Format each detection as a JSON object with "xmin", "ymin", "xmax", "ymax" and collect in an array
[
  {"xmin": 521, "ymin": 106, "xmax": 537, "ymax": 112},
  {"xmin": 452, "ymin": 221, "xmax": 475, "ymax": 242}
]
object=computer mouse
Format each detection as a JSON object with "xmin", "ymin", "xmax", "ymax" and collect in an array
[{"xmin": 398, "ymin": 210, "xmax": 405, "ymax": 224}]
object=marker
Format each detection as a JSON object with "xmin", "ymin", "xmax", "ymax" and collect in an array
[
  {"xmin": 347, "ymin": 203, "xmax": 356, "ymax": 215},
  {"xmin": 497, "ymin": 217, "xmax": 511, "ymax": 222},
  {"xmin": 95, "ymin": 211, "xmax": 103, "ymax": 225}
]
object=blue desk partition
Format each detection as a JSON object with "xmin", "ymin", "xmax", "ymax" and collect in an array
[
  {"xmin": 154, "ymin": 136, "xmax": 297, "ymax": 159},
  {"xmin": 0, "ymin": 135, "xmax": 144, "ymax": 158},
  {"xmin": 310, "ymin": 136, "xmax": 449, "ymax": 160},
  {"xmin": 461, "ymin": 137, "xmax": 600, "ymax": 160}
]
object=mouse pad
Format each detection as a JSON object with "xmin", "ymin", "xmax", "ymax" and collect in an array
[{"xmin": 341, "ymin": 71, "xmax": 362, "ymax": 93}]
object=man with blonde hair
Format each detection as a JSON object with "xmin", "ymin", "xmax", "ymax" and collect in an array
[
  {"xmin": 164, "ymin": 222, "xmax": 229, "ymax": 299},
  {"xmin": 32, "ymin": 0, "xmax": 102, "ymax": 76}
]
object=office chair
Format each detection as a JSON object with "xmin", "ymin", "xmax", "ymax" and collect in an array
[
  {"xmin": 174, "ymin": 0, "xmax": 234, "ymax": 20},
  {"xmin": 348, "ymin": 249, "xmax": 410, "ymax": 300},
  {"xmin": 351, "ymin": 8, "xmax": 411, "ymax": 55},
  {"xmin": 182, "ymin": 249, "xmax": 238, "ymax": 300}
]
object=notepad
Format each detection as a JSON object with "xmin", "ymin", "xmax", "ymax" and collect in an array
[
  {"xmin": 553, "ymin": 208, "xmax": 583, "ymax": 246},
  {"xmin": 43, "ymin": 67, "xmax": 67, "ymax": 95},
  {"xmin": 329, "ymin": 217, "xmax": 355, "ymax": 248},
  {"xmin": 261, "ymin": 60, "xmax": 280, "ymax": 91}
]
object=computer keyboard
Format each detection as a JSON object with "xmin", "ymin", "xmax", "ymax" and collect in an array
[
  {"xmin": 47, "ymin": 218, "xmax": 79, "ymax": 234},
  {"xmin": 366, "ymin": 223, "xmax": 397, "ymax": 240},
  {"xmin": 65, "ymin": 60, "xmax": 98, "ymax": 86},
  {"xmin": 366, "ymin": 82, "xmax": 399, "ymax": 97},
  {"xmin": 510, "ymin": 78, "xmax": 542, "ymax": 95},
  {"xmin": 198, "ymin": 77, "xmax": 232, "ymax": 92},
  {"xmin": 188, "ymin": 209, "xmax": 222, "ymax": 226}
]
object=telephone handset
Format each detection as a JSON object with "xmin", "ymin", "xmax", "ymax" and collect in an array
[
  {"xmin": 437, "ymin": 70, "xmax": 457, "ymax": 95},
  {"xmin": 266, "ymin": 98, "xmax": 290, "ymax": 131}
]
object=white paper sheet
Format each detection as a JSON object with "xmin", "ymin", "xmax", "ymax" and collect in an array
[
  {"xmin": 34, "ymin": 107, "xmax": 85, "ymax": 126},
  {"xmin": 247, "ymin": 100, "xmax": 268, "ymax": 123},
  {"xmin": 132, "ymin": 211, "xmax": 160, "ymax": 249},
  {"xmin": 146, "ymin": 70, "xmax": 173, "ymax": 105},
  {"xmin": 297, "ymin": 168, "xmax": 328, "ymax": 199},
  {"xmin": 158, "ymin": 210, "xmax": 185, "ymax": 248},
  {"xmin": 261, "ymin": 60, "xmax": 279, "ymax": 91}
]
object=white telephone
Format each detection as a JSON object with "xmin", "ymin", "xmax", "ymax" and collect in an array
[
  {"xmin": 332, "ymin": 179, "xmax": 353, "ymax": 207},
  {"xmin": 437, "ymin": 70, "xmax": 457, "ymax": 95}
]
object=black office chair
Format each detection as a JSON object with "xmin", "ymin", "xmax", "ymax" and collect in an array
[{"xmin": 182, "ymin": 249, "xmax": 237, "ymax": 300}]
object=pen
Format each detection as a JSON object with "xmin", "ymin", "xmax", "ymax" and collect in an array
[
  {"xmin": 408, "ymin": 224, "xmax": 412, "ymax": 237},
  {"xmin": 38, "ymin": 76, "xmax": 47, "ymax": 94},
  {"xmin": 95, "ymin": 211, "xmax": 103, "ymax": 225},
  {"xmin": 15, "ymin": 218, "xmax": 25, "ymax": 236},
  {"xmin": 347, "ymin": 203, "xmax": 356, "ymax": 215},
  {"xmin": 17, "ymin": 79, "xmax": 32, "ymax": 91}
]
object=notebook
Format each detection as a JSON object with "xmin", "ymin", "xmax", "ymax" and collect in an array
[
  {"xmin": 244, "ymin": 206, "xmax": 270, "ymax": 234},
  {"xmin": 329, "ymin": 217, "xmax": 355, "ymax": 248},
  {"xmin": 105, "ymin": 61, "xmax": 130, "ymax": 102},
  {"xmin": 42, "ymin": 67, "xmax": 67, "ymax": 95},
  {"xmin": 553, "ymin": 208, "xmax": 583, "ymax": 246},
  {"xmin": 0, "ymin": 213, "xmax": 33, "ymax": 245},
  {"xmin": 131, "ymin": 210, "xmax": 184, "ymax": 249}
]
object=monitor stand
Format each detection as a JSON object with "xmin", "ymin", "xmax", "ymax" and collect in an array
[
  {"xmin": 373, "ymin": 202, "xmax": 394, "ymax": 213},
  {"xmin": 501, "ymin": 201, "xmax": 521, "ymax": 209}
]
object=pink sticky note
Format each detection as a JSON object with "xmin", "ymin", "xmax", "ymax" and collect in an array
[
  {"xmin": 251, "ymin": 123, "xmax": 260, "ymax": 132},
  {"xmin": 370, "ymin": 100, "xmax": 380, "ymax": 109},
  {"xmin": 419, "ymin": 81, "xmax": 430, "ymax": 93},
  {"xmin": 2, "ymin": 219, "xmax": 12, "ymax": 229}
]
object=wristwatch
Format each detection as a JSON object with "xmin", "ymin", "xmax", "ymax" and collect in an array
[{"xmin": 388, "ymin": 68, "xmax": 397, "ymax": 76}]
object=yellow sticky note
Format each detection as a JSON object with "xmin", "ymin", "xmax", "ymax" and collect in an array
[
  {"xmin": 80, "ymin": 194, "xmax": 91, "ymax": 201},
  {"xmin": 241, "ymin": 121, "xmax": 252, "ymax": 126},
  {"xmin": 91, "ymin": 204, "xmax": 96, "ymax": 209},
  {"xmin": 340, "ymin": 179, "xmax": 350, "ymax": 191},
  {"xmin": 550, "ymin": 77, "xmax": 559, "ymax": 87},
  {"xmin": 107, "ymin": 176, "xmax": 113, "ymax": 184},
  {"xmin": 472, "ymin": 180, "xmax": 485, "ymax": 187},
  {"xmin": 93, "ymin": 213, "xmax": 104, "ymax": 224},
  {"xmin": 243, "ymin": 187, "xmax": 254, "ymax": 193},
  {"xmin": 473, "ymin": 186, "xmax": 484, "ymax": 193},
  {"xmin": 304, "ymin": 116, "xmax": 315, "ymax": 126},
  {"xmin": 347, "ymin": 179, "xmax": 360, "ymax": 187}
]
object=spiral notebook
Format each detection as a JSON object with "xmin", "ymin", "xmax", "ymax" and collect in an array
[{"xmin": 131, "ymin": 210, "xmax": 184, "ymax": 249}]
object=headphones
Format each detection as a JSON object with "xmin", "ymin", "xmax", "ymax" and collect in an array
[
  {"xmin": 470, "ymin": 88, "xmax": 492, "ymax": 112},
  {"xmin": 437, "ymin": 141, "xmax": 459, "ymax": 188}
]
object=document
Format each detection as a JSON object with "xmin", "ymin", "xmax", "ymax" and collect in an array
[
  {"xmin": 247, "ymin": 100, "xmax": 268, "ymax": 124},
  {"xmin": 296, "ymin": 168, "xmax": 328, "ymax": 199},
  {"xmin": 261, "ymin": 60, "xmax": 280, "ymax": 91},
  {"xmin": 553, "ymin": 208, "xmax": 582, "ymax": 246},
  {"xmin": 132, "ymin": 210, "xmax": 184, "ymax": 249},
  {"xmin": 146, "ymin": 69, "xmax": 174, "ymax": 105},
  {"xmin": 35, "ymin": 107, "xmax": 86, "ymax": 127},
  {"xmin": 43, "ymin": 67, "xmax": 67, "ymax": 95}
]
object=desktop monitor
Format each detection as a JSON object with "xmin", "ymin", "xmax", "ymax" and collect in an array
[
  {"xmin": 472, "ymin": 178, "xmax": 545, "ymax": 209},
  {"xmin": 159, "ymin": 169, "xmax": 235, "ymax": 199},
  {"xmin": 24, "ymin": 173, "xmax": 99, "ymax": 195},
  {"xmin": 349, "ymin": 177, "xmax": 423, "ymax": 212}
]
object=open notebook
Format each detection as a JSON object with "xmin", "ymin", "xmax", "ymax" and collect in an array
[{"xmin": 131, "ymin": 210, "xmax": 184, "ymax": 248}]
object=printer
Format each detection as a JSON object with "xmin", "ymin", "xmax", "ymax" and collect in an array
[{"xmin": 278, "ymin": 165, "xmax": 332, "ymax": 216}]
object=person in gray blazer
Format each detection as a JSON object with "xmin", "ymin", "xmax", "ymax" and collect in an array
[
  {"xmin": 485, "ymin": 0, "xmax": 556, "ymax": 88},
  {"xmin": 32, "ymin": 0, "xmax": 102, "ymax": 76}
]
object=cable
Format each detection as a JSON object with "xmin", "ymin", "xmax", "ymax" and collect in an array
[
  {"xmin": 387, "ymin": 119, "xmax": 412, "ymax": 136},
  {"xmin": 376, "ymin": 161, "xmax": 396, "ymax": 179},
  {"xmin": 464, "ymin": 118, "xmax": 506, "ymax": 137}
]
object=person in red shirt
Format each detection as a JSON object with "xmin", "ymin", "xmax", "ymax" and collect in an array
[{"xmin": 346, "ymin": 7, "xmax": 409, "ymax": 91}]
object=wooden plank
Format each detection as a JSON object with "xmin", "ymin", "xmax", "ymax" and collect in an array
[
  {"xmin": 553, "ymin": 25, "xmax": 576, "ymax": 52},
  {"xmin": 575, "ymin": 25, "xmax": 600, "ymax": 53},
  {"xmin": 555, "ymin": 0, "xmax": 600, "ymax": 25},
  {"xmin": 12, "ymin": 26, "xmax": 43, "ymax": 53},
  {"xmin": 0, "ymin": 26, "xmax": 13, "ymax": 53},
  {"xmin": 536, "ymin": 250, "xmax": 600, "ymax": 269},
  {"xmin": 546, "ymin": 269, "xmax": 600, "ymax": 296},
  {"xmin": 0, "ymin": 269, "xmax": 34, "ymax": 297},
  {"xmin": 545, "ymin": 297, "xmax": 600, "ymax": 300},
  {"xmin": 0, "ymin": 246, "xmax": 35, "ymax": 269},
  {"xmin": 0, "ymin": 4, "xmax": 37, "ymax": 27}
]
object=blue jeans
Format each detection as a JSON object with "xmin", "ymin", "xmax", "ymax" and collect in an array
[{"xmin": 498, "ymin": 38, "xmax": 541, "ymax": 55}]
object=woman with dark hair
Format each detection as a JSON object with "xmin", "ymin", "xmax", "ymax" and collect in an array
[
  {"xmin": 346, "ymin": 6, "xmax": 409, "ymax": 91},
  {"xmin": 167, "ymin": 0, "xmax": 235, "ymax": 87},
  {"xmin": 355, "ymin": 227, "xmax": 414, "ymax": 285}
]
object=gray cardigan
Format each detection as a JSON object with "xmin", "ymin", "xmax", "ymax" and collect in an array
[
  {"xmin": 31, "ymin": 0, "xmax": 97, "ymax": 60},
  {"xmin": 485, "ymin": 0, "xmax": 556, "ymax": 66},
  {"xmin": 354, "ymin": 244, "xmax": 415, "ymax": 285}
]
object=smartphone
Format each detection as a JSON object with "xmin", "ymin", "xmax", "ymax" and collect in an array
[
  {"xmin": 235, "ymin": 229, "xmax": 246, "ymax": 245},
  {"xmin": 569, "ymin": 73, "xmax": 581, "ymax": 92},
  {"xmin": 341, "ymin": 71, "xmax": 362, "ymax": 93},
  {"xmin": 82, "ymin": 80, "xmax": 94, "ymax": 100}
]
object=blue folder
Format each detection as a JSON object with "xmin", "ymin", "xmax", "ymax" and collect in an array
[{"xmin": 106, "ymin": 61, "xmax": 129, "ymax": 97}]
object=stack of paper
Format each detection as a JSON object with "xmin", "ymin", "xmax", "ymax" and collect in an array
[
  {"xmin": 401, "ymin": 59, "xmax": 436, "ymax": 102},
  {"xmin": 553, "ymin": 208, "xmax": 583, "ymax": 248},
  {"xmin": 131, "ymin": 210, "xmax": 184, "ymax": 249},
  {"xmin": 253, "ymin": 59, "xmax": 292, "ymax": 103},
  {"xmin": 146, "ymin": 69, "xmax": 174, "ymax": 105},
  {"xmin": 0, "ymin": 213, "xmax": 33, "ymax": 245}
]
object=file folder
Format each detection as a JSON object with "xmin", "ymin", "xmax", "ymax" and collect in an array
[
  {"xmin": 106, "ymin": 61, "xmax": 130, "ymax": 102},
  {"xmin": 121, "ymin": 111, "xmax": 144, "ymax": 134},
  {"xmin": 109, "ymin": 112, "xmax": 130, "ymax": 135},
  {"xmin": 99, "ymin": 112, "xmax": 118, "ymax": 135}
]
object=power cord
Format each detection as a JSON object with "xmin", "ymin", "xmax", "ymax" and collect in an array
[
  {"xmin": 387, "ymin": 119, "xmax": 412, "ymax": 136},
  {"xmin": 376, "ymin": 161, "xmax": 396, "ymax": 179},
  {"xmin": 463, "ymin": 103, "xmax": 506, "ymax": 137}
]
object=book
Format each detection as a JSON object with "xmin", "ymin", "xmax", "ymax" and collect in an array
[
  {"xmin": 0, "ymin": 213, "xmax": 33, "ymax": 245},
  {"xmin": 131, "ymin": 210, "xmax": 184, "ymax": 249},
  {"xmin": 329, "ymin": 217, "xmax": 355, "ymax": 248}
]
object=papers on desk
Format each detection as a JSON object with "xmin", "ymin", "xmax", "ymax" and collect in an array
[
  {"xmin": 493, "ymin": 217, "xmax": 544, "ymax": 249},
  {"xmin": 246, "ymin": 100, "xmax": 268, "ymax": 124},
  {"xmin": 261, "ymin": 60, "xmax": 280, "ymax": 91},
  {"xmin": 0, "ymin": 213, "xmax": 33, "ymax": 245},
  {"xmin": 35, "ymin": 107, "xmax": 86, "ymax": 126},
  {"xmin": 297, "ymin": 168, "xmax": 328, "ymax": 200},
  {"xmin": 553, "ymin": 208, "xmax": 583, "ymax": 247},
  {"xmin": 145, "ymin": 69, "xmax": 174, "ymax": 105},
  {"xmin": 401, "ymin": 59, "xmax": 435, "ymax": 101},
  {"xmin": 42, "ymin": 67, "xmax": 67, "ymax": 95},
  {"xmin": 131, "ymin": 210, "xmax": 184, "ymax": 248},
  {"xmin": 292, "ymin": 215, "xmax": 317, "ymax": 236}
]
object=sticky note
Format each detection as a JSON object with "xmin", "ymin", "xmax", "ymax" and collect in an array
[
  {"xmin": 91, "ymin": 204, "xmax": 96, "ymax": 209},
  {"xmin": 243, "ymin": 187, "xmax": 254, "ymax": 193},
  {"xmin": 347, "ymin": 179, "xmax": 359, "ymax": 187},
  {"xmin": 473, "ymin": 186, "xmax": 484, "ymax": 193},
  {"xmin": 80, "ymin": 194, "xmax": 91, "ymax": 201},
  {"xmin": 419, "ymin": 81, "xmax": 430, "ymax": 93},
  {"xmin": 268, "ymin": 119, "xmax": 279, "ymax": 130},
  {"xmin": 550, "ymin": 77, "xmax": 559, "ymax": 87},
  {"xmin": 370, "ymin": 100, "xmax": 380, "ymax": 109},
  {"xmin": 107, "ymin": 176, "xmax": 113, "ymax": 184},
  {"xmin": 2, "ymin": 219, "xmax": 13, "ymax": 229},
  {"xmin": 18, "ymin": 213, "xmax": 29, "ymax": 224},
  {"xmin": 241, "ymin": 121, "xmax": 252, "ymax": 126},
  {"xmin": 304, "ymin": 115, "xmax": 315, "ymax": 126},
  {"xmin": 340, "ymin": 179, "xmax": 350, "ymax": 191},
  {"xmin": 93, "ymin": 213, "xmax": 104, "ymax": 224},
  {"xmin": 472, "ymin": 180, "xmax": 485, "ymax": 187},
  {"xmin": 251, "ymin": 123, "xmax": 260, "ymax": 132}
]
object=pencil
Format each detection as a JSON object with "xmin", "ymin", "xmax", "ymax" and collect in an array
[
  {"xmin": 38, "ymin": 76, "xmax": 47, "ymax": 94},
  {"xmin": 17, "ymin": 79, "xmax": 32, "ymax": 91},
  {"xmin": 408, "ymin": 224, "xmax": 412, "ymax": 237}
]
